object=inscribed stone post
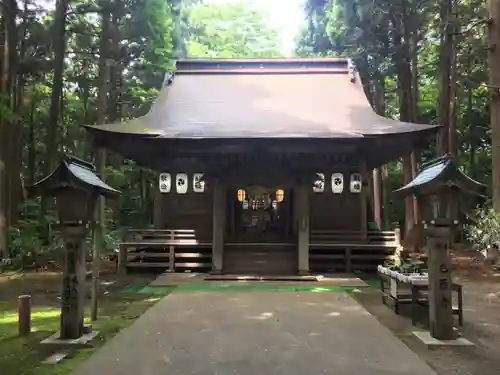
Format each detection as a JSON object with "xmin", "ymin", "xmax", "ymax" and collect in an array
[{"xmin": 427, "ymin": 224, "xmax": 454, "ymax": 340}]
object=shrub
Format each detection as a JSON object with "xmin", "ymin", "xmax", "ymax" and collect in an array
[{"xmin": 463, "ymin": 206, "xmax": 500, "ymax": 258}]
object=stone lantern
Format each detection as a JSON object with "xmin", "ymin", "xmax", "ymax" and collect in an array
[
  {"xmin": 394, "ymin": 155, "xmax": 486, "ymax": 340},
  {"xmin": 30, "ymin": 156, "xmax": 120, "ymax": 340}
]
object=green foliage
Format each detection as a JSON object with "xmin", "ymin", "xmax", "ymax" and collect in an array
[
  {"xmin": 463, "ymin": 205, "xmax": 500, "ymax": 255},
  {"xmin": 185, "ymin": 1, "xmax": 282, "ymax": 58},
  {"xmin": 298, "ymin": 0, "xmax": 491, "ymax": 226},
  {"xmin": 7, "ymin": 200, "xmax": 61, "ymax": 269},
  {"xmin": 0, "ymin": 0, "xmax": 182, "ymax": 268}
]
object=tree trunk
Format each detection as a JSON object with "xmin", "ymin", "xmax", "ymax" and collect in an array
[
  {"xmin": 107, "ymin": 8, "xmax": 124, "ymax": 225},
  {"xmin": 1, "ymin": 0, "xmax": 22, "ymax": 228},
  {"xmin": 391, "ymin": 2, "xmax": 415, "ymax": 235},
  {"xmin": 490, "ymin": 0, "xmax": 500, "ymax": 210},
  {"xmin": 92, "ymin": 2, "xmax": 112, "ymax": 322},
  {"xmin": 467, "ymin": 47, "xmax": 476, "ymax": 176},
  {"xmin": 0, "ymin": 1, "xmax": 17, "ymax": 257},
  {"xmin": 437, "ymin": 0, "xmax": 454, "ymax": 155},
  {"xmin": 410, "ymin": 25, "xmax": 420, "ymax": 226},
  {"xmin": 42, "ymin": 0, "xmax": 69, "ymax": 216},
  {"xmin": 448, "ymin": 40, "xmax": 458, "ymax": 156}
]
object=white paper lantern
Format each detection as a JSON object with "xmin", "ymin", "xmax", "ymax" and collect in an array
[
  {"xmin": 313, "ymin": 173, "xmax": 325, "ymax": 193},
  {"xmin": 159, "ymin": 173, "xmax": 171, "ymax": 193},
  {"xmin": 176, "ymin": 173, "xmax": 188, "ymax": 194},
  {"xmin": 331, "ymin": 173, "xmax": 344, "ymax": 194},
  {"xmin": 350, "ymin": 173, "xmax": 362, "ymax": 193},
  {"xmin": 193, "ymin": 173, "xmax": 205, "ymax": 193}
]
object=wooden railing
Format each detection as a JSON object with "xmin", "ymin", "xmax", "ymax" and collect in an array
[
  {"xmin": 309, "ymin": 229, "xmax": 401, "ymax": 273},
  {"xmin": 118, "ymin": 229, "xmax": 212, "ymax": 274},
  {"xmin": 118, "ymin": 228, "xmax": 402, "ymax": 275}
]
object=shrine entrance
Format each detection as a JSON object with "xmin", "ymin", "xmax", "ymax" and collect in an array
[
  {"xmin": 229, "ymin": 186, "xmax": 293, "ymax": 243},
  {"xmin": 224, "ymin": 186, "xmax": 297, "ymax": 275}
]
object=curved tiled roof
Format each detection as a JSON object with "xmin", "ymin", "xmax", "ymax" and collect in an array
[
  {"xmin": 394, "ymin": 155, "xmax": 487, "ymax": 197},
  {"xmin": 85, "ymin": 57, "xmax": 439, "ymax": 139}
]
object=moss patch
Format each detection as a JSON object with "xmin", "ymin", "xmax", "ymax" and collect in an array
[{"xmin": 0, "ymin": 271, "xmax": 159, "ymax": 375}]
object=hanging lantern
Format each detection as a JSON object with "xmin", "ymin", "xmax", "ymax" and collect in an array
[
  {"xmin": 237, "ymin": 189, "xmax": 246, "ymax": 202},
  {"xmin": 313, "ymin": 173, "xmax": 325, "ymax": 193},
  {"xmin": 276, "ymin": 189, "xmax": 285, "ymax": 202}
]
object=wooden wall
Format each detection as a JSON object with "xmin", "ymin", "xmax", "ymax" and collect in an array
[
  {"xmin": 309, "ymin": 167, "xmax": 363, "ymax": 231},
  {"xmin": 155, "ymin": 171, "xmax": 213, "ymax": 238},
  {"xmin": 154, "ymin": 164, "xmax": 369, "ymax": 236}
]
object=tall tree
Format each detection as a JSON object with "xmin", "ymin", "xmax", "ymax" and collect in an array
[
  {"xmin": 490, "ymin": 0, "xmax": 500, "ymax": 210},
  {"xmin": 437, "ymin": 0, "xmax": 455, "ymax": 155},
  {"xmin": 91, "ymin": 0, "xmax": 112, "ymax": 322},
  {"xmin": 298, "ymin": 0, "xmax": 491, "ymax": 230},
  {"xmin": 46, "ymin": 0, "xmax": 70, "ymax": 177}
]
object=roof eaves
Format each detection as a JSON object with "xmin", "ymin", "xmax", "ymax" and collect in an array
[{"xmin": 393, "ymin": 159, "xmax": 451, "ymax": 196}]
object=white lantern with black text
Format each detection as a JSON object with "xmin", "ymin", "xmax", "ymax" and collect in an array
[
  {"xmin": 193, "ymin": 173, "xmax": 205, "ymax": 193},
  {"xmin": 159, "ymin": 173, "xmax": 171, "ymax": 193},
  {"xmin": 350, "ymin": 173, "xmax": 362, "ymax": 193},
  {"xmin": 176, "ymin": 173, "xmax": 188, "ymax": 194},
  {"xmin": 313, "ymin": 173, "xmax": 325, "ymax": 193},
  {"xmin": 331, "ymin": 173, "xmax": 344, "ymax": 194}
]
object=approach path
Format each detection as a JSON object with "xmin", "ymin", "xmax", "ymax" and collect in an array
[{"xmin": 71, "ymin": 290, "xmax": 436, "ymax": 375}]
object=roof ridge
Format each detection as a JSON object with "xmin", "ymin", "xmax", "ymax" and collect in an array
[
  {"xmin": 420, "ymin": 154, "xmax": 453, "ymax": 170},
  {"xmin": 65, "ymin": 155, "xmax": 97, "ymax": 171},
  {"xmin": 175, "ymin": 57, "xmax": 350, "ymax": 74}
]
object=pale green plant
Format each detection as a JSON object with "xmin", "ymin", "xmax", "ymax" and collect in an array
[{"xmin": 463, "ymin": 206, "xmax": 500, "ymax": 258}]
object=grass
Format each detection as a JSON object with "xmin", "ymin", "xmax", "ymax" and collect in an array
[{"xmin": 0, "ymin": 270, "xmax": 162, "ymax": 375}]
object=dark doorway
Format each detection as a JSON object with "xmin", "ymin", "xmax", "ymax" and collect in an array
[{"xmin": 228, "ymin": 186, "xmax": 293, "ymax": 243}]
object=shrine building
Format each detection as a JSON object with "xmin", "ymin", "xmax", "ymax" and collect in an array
[{"xmin": 85, "ymin": 58, "xmax": 439, "ymax": 275}]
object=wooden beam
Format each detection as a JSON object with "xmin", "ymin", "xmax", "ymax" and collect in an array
[
  {"xmin": 373, "ymin": 168, "xmax": 382, "ymax": 229},
  {"xmin": 295, "ymin": 185, "xmax": 310, "ymax": 275},
  {"xmin": 211, "ymin": 181, "xmax": 226, "ymax": 274},
  {"xmin": 360, "ymin": 159, "xmax": 368, "ymax": 240}
]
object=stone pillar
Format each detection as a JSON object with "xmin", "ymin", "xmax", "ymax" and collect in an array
[
  {"xmin": 212, "ymin": 182, "xmax": 226, "ymax": 274},
  {"xmin": 296, "ymin": 185, "xmax": 310, "ymax": 275},
  {"xmin": 427, "ymin": 223, "xmax": 455, "ymax": 340},
  {"xmin": 60, "ymin": 226, "xmax": 86, "ymax": 340}
]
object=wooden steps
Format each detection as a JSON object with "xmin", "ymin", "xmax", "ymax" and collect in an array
[{"xmin": 223, "ymin": 243, "xmax": 297, "ymax": 275}]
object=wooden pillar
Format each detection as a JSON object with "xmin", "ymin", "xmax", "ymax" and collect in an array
[
  {"xmin": 285, "ymin": 188, "xmax": 291, "ymax": 237},
  {"xmin": 153, "ymin": 187, "xmax": 163, "ymax": 228},
  {"xmin": 229, "ymin": 189, "xmax": 236, "ymax": 237},
  {"xmin": 212, "ymin": 182, "xmax": 226, "ymax": 274},
  {"xmin": 373, "ymin": 168, "xmax": 382, "ymax": 229},
  {"xmin": 381, "ymin": 164, "xmax": 390, "ymax": 229},
  {"xmin": 360, "ymin": 160, "xmax": 368, "ymax": 239},
  {"xmin": 18, "ymin": 295, "xmax": 31, "ymax": 336},
  {"xmin": 296, "ymin": 185, "xmax": 310, "ymax": 275}
]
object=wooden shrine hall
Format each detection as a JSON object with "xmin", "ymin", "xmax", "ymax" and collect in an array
[{"xmin": 85, "ymin": 57, "xmax": 440, "ymax": 275}]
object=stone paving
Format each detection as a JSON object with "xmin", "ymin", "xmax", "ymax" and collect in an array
[{"xmin": 71, "ymin": 291, "xmax": 437, "ymax": 375}]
